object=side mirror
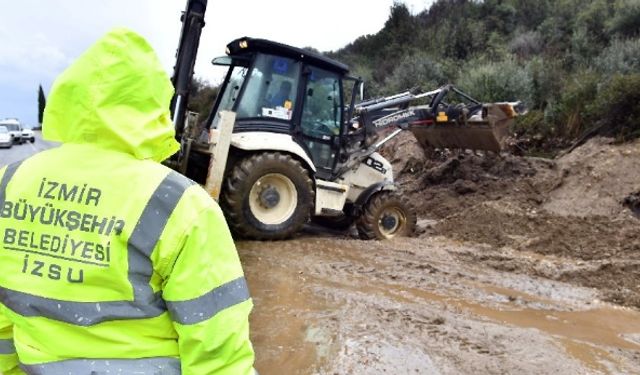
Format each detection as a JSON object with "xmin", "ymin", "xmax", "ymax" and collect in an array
[{"xmin": 307, "ymin": 88, "xmax": 314, "ymax": 97}]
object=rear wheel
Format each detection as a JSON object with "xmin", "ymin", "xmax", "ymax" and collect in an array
[
  {"xmin": 356, "ymin": 191, "xmax": 417, "ymax": 240},
  {"xmin": 221, "ymin": 152, "xmax": 314, "ymax": 240}
]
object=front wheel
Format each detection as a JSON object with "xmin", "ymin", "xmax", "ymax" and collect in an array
[
  {"xmin": 356, "ymin": 191, "xmax": 417, "ymax": 240},
  {"xmin": 221, "ymin": 152, "xmax": 314, "ymax": 240}
]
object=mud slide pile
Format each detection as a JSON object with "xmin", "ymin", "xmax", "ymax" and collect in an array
[
  {"xmin": 382, "ymin": 134, "xmax": 640, "ymax": 307},
  {"xmin": 242, "ymin": 134, "xmax": 640, "ymax": 374}
]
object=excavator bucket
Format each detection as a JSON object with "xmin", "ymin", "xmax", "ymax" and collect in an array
[{"xmin": 409, "ymin": 103, "xmax": 518, "ymax": 153}]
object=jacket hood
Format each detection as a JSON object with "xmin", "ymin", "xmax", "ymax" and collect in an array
[{"xmin": 43, "ymin": 28, "xmax": 180, "ymax": 162}]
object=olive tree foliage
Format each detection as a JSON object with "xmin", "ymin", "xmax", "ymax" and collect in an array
[
  {"xmin": 544, "ymin": 71, "xmax": 600, "ymax": 138},
  {"xmin": 593, "ymin": 37, "xmax": 640, "ymax": 75},
  {"xmin": 569, "ymin": 0, "xmax": 615, "ymax": 63},
  {"xmin": 187, "ymin": 77, "xmax": 219, "ymax": 125},
  {"xmin": 325, "ymin": 0, "xmax": 640, "ymax": 144},
  {"xmin": 385, "ymin": 52, "xmax": 447, "ymax": 92},
  {"xmin": 509, "ymin": 30, "xmax": 543, "ymax": 60},
  {"xmin": 607, "ymin": 0, "xmax": 640, "ymax": 37},
  {"xmin": 527, "ymin": 57, "xmax": 565, "ymax": 109},
  {"xmin": 591, "ymin": 73, "xmax": 640, "ymax": 140},
  {"xmin": 456, "ymin": 58, "xmax": 532, "ymax": 104}
]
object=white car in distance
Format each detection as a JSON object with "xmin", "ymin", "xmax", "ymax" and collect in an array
[
  {"xmin": 0, "ymin": 119, "xmax": 24, "ymax": 144},
  {"xmin": 0, "ymin": 126, "xmax": 13, "ymax": 148},
  {"xmin": 22, "ymin": 127, "xmax": 35, "ymax": 143}
]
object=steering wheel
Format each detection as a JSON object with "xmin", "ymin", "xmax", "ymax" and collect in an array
[{"xmin": 310, "ymin": 121, "xmax": 334, "ymax": 136}]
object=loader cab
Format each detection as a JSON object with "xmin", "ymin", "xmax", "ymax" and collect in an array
[{"xmin": 209, "ymin": 37, "xmax": 362, "ymax": 180}]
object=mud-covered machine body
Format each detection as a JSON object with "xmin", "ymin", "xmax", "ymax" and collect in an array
[
  {"xmin": 173, "ymin": 35, "xmax": 417, "ymax": 240},
  {"xmin": 168, "ymin": 1, "xmax": 519, "ymax": 240}
]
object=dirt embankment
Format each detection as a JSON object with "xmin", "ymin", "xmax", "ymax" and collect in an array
[
  {"xmin": 382, "ymin": 133, "xmax": 640, "ymax": 308},
  {"xmin": 242, "ymin": 134, "xmax": 640, "ymax": 374}
]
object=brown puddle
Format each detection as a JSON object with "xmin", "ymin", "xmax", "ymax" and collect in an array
[
  {"xmin": 244, "ymin": 256, "xmax": 331, "ymax": 374},
  {"xmin": 378, "ymin": 280, "xmax": 640, "ymax": 370},
  {"xmin": 303, "ymin": 272, "xmax": 640, "ymax": 371},
  {"xmin": 239, "ymin": 238, "xmax": 640, "ymax": 374}
]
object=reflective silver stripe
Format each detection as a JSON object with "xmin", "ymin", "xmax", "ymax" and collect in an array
[
  {"xmin": 127, "ymin": 171, "xmax": 195, "ymax": 311},
  {"xmin": 20, "ymin": 357, "xmax": 181, "ymax": 375},
  {"xmin": 0, "ymin": 161, "xmax": 23, "ymax": 205},
  {"xmin": 0, "ymin": 338, "xmax": 15, "ymax": 354},
  {"xmin": 0, "ymin": 287, "xmax": 166, "ymax": 326},
  {"xmin": 167, "ymin": 277, "xmax": 251, "ymax": 325},
  {"xmin": 0, "ymin": 171, "xmax": 194, "ymax": 326}
]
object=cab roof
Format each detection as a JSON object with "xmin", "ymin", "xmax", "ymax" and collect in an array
[{"xmin": 226, "ymin": 37, "xmax": 349, "ymax": 75}]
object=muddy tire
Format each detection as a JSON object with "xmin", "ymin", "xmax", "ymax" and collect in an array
[
  {"xmin": 221, "ymin": 152, "xmax": 314, "ymax": 240},
  {"xmin": 356, "ymin": 191, "xmax": 417, "ymax": 240}
]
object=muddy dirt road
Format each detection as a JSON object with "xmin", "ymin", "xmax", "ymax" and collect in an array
[
  {"xmin": 241, "ymin": 235, "xmax": 640, "ymax": 374},
  {"xmin": 244, "ymin": 136, "xmax": 640, "ymax": 374}
]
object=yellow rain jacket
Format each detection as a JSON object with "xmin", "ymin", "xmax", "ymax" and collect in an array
[{"xmin": 0, "ymin": 29, "xmax": 254, "ymax": 375}]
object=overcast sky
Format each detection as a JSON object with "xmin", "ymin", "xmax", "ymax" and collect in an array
[{"xmin": 0, "ymin": 0, "xmax": 433, "ymax": 126}]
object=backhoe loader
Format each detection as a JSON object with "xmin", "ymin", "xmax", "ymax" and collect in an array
[{"xmin": 167, "ymin": 0, "xmax": 523, "ymax": 240}]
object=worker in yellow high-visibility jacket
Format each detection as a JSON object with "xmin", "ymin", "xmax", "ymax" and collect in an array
[{"xmin": 0, "ymin": 28, "xmax": 255, "ymax": 375}]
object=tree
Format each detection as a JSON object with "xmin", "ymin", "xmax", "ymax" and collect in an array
[
  {"xmin": 187, "ymin": 77, "xmax": 219, "ymax": 126},
  {"xmin": 608, "ymin": 0, "xmax": 640, "ymax": 37},
  {"xmin": 38, "ymin": 84, "xmax": 46, "ymax": 125}
]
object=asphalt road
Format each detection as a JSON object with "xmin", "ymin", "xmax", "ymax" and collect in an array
[{"xmin": 0, "ymin": 131, "xmax": 59, "ymax": 167}]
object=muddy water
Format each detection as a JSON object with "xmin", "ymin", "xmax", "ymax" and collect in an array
[{"xmin": 239, "ymin": 236, "xmax": 640, "ymax": 374}]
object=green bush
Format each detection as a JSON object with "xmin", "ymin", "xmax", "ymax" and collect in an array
[
  {"xmin": 513, "ymin": 110, "xmax": 556, "ymax": 138},
  {"xmin": 385, "ymin": 52, "xmax": 447, "ymax": 92},
  {"xmin": 547, "ymin": 72, "xmax": 600, "ymax": 138},
  {"xmin": 593, "ymin": 38, "xmax": 640, "ymax": 75},
  {"xmin": 527, "ymin": 57, "xmax": 565, "ymax": 109},
  {"xmin": 589, "ymin": 73, "xmax": 640, "ymax": 141},
  {"xmin": 456, "ymin": 59, "xmax": 532, "ymax": 104},
  {"xmin": 607, "ymin": 0, "xmax": 640, "ymax": 37},
  {"xmin": 509, "ymin": 31, "xmax": 542, "ymax": 60},
  {"xmin": 511, "ymin": 110, "xmax": 564, "ymax": 155},
  {"xmin": 188, "ymin": 77, "xmax": 219, "ymax": 124}
]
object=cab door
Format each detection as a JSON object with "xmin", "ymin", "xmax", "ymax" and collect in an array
[{"xmin": 299, "ymin": 66, "xmax": 343, "ymax": 179}]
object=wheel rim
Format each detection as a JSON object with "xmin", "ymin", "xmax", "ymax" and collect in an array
[
  {"xmin": 378, "ymin": 207, "xmax": 407, "ymax": 238},
  {"xmin": 249, "ymin": 173, "xmax": 298, "ymax": 225}
]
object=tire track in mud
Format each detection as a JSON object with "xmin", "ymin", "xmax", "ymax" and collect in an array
[{"xmin": 239, "ymin": 236, "xmax": 640, "ymax": 374}]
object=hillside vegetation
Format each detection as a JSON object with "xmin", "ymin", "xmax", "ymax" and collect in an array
[
  {"xmin": 329, "ymin": 0, "xmax": 640, "ymax": 151},
  {"xmin": 190, "ymin": 0, "xmax": 640, "ymax": 152}
]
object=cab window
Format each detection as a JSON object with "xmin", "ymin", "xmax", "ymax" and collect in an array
[
  {"xmin": 300, "ymin": 67, "xmax": 343, "ymax": 171},
  {"xmin": 301, "ymin": 68, "xmax": 342, "ymax": 139},
  {"xmin": 236, "ymin": 54, "xmax": 301, "ymax": 121}
]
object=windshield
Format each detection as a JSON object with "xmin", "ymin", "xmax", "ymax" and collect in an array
[
  {"xmin": 3, "ymin": 124, "xmax": 19, "ymax": 131},
  {"xmin": 211, "ymin": 65, "xmax": 249, "ymax": 129},
  {"xmin": 235, "ymin": 54, "xmax": 301, "ymax": 121},
  {"xmin": 0, "ymin": 127, "xmax": 7, "ymax": 134},
  {"xmin": 218, "ymin": 66, "xmax": 248, "ymax": 113}
]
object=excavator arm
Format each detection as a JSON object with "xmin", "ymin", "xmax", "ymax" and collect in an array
[
  {"xmin": 170, "ymin": 0, "xmax": 208, "ymax": 140},
  {"xmin": 354, "ymin": 85, "xmax": 525, "ymax": 153}
]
